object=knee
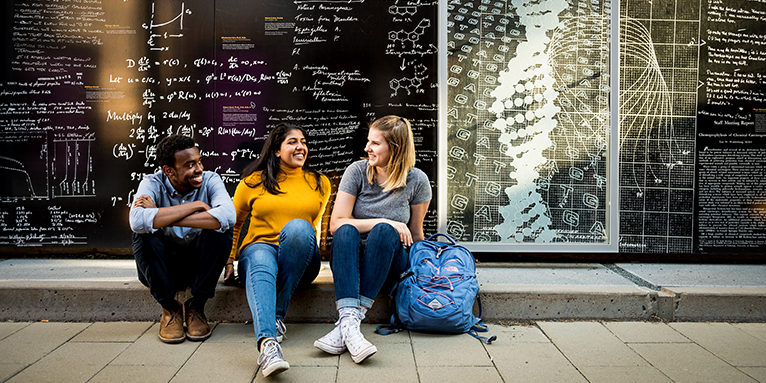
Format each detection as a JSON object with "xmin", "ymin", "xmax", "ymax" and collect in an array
[
  {"xmin": 335, "ymin": 224, "xmax": 360, "ymax": 237},
  {"xmin": 280, "ymin": 220, "xmax": 317, "ymax": 252},
  {"xmin": 132, "ymin": 232, "xmax": 164, "ymax": 257},
  {"xmin": 239, "ymin": 245, "xmax": 275, "ymax": 267},
  {"xmin": 200, "ymin": 228, "xmax": 233, "ymax": 246},
  {"xmin": 281, "ymin": 219, "xmax": 314, "ymax": 238},
  {"xmin": 333, "ymin": 224, "xmax": 360, "ymax": 244},
  {"xmin": 370, "ymin": 222, "xmax": 396, "ymax": 237}
]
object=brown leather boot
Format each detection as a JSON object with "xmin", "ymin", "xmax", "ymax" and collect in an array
[
  {"xmin": 158, "ymin": 305, "xmax": 185, "ymax": 344},
  {"xmin": 184, "ymin": 299, "xmax": 211, "ymax": 341}
]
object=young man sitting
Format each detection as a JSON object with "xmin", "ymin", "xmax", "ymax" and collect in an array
[{"xmin": 129, "ymin": 134, "xmax": 235, "ymax": 343}]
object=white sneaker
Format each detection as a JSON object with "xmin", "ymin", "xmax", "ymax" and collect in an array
[
  {"xmin": 258, "ymin": 339, "xmax": 289, "ymax": 377},
  {"xmin": 314, "ymin": 324, "xmax": 346, "ymax": 354},
  {"xmin": 339, "ymin": 309, "xmax": 377, "ymax": 363},
  {"xmin": 276, "ymin": 319, "xmax": 287, "ymax": 343}
]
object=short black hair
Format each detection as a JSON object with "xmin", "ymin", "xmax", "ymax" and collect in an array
[{"xmin": 156, "ymin": 135, "xmax": 196, "ymax": 168}]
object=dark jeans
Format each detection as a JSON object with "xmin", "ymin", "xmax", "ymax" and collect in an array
[
  {"xmin": 132, "ymin": 228, "xmax": 233, "ymax": 309},
  {"xmin": 330, "ymin": 223, "xmax": 408, "ymax": 309}
]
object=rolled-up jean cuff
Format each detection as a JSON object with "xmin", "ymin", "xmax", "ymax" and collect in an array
[
  {"xmin": 360, "ymin": 296, "xmax": 374, "ymax": 309},
  {"xmin": 336, "ymin": 298, "xmax": 359, "ymax": 310}
]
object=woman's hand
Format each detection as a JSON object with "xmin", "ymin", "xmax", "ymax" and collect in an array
[
  {"xmin": 223, "ymin": 261, "xmax": 237, "ymax": 286},
  {"xmin": 386, "ymin": 219, "xmax": 414, "ymax": 246}
]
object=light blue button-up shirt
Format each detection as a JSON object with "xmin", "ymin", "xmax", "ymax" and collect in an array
[{"xmin": 129, "ymin": 170, "xmax": 236, "ymax": 246}]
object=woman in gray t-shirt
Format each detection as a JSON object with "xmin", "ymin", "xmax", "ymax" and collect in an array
[{"xmin": 314, "ymin": 115, "xmax": 431, "ymax": 363}]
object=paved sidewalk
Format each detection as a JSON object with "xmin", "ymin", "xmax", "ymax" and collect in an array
[{"xmin": 1, "ymin": 320, "xmax": 765, "ymax": 383}]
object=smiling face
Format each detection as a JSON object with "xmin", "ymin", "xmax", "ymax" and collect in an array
[
  {"xmin": 365, "ymin": 128, "xmax": 391, "ymax": 169},
  {"xmin": 275, "ymin": 129, "xmax": 308, "ymax": 169},
  {"xmin": 164, "ymin": 147, "xmax": 203, "ymax": 195}
]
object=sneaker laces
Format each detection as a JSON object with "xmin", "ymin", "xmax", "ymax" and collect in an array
[
  {"xmin": 276, "ymin": 319, "xmax": 287, "ymax": 341},
  {"xmin": 339, "ymin": 311, "xmax": 364, "ymax": 344},
  {"xmin": 257, "ymin": 339, "xmax": 284, "ymax": 366}
]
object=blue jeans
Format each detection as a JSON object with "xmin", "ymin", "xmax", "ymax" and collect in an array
[
  {"xmin": 237, "ymin": 219, "xmax": 320, "ymax": 343},
  {"xmin": 330, "ymin": 223, "xmax": 408, "ymax": 309}
]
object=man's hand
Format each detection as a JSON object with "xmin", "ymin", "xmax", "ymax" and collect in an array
[{"xmin": 133, "ymin": 195, "xmax": 156, "ymax": 209}]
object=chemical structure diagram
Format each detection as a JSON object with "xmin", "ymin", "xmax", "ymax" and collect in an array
[
  {"xmin": 389, "ymin": 5, "xmax": 418, "ymax": 16},
  {"xmin": 388, "ymin": 18, "xmax": 431, "ymax": 43},
  {"xmin": 390, "ymin": 63, "xmax": 428, "ymax": 97}
]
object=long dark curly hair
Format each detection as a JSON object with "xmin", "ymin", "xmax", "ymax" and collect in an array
[{"xmin": 241, "ymin": 123, "xmax": 325, "ymax": 195}]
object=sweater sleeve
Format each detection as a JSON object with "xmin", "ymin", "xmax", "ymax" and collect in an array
[{"xmin": 313, "ymin": 174, "xmax": 332, "ymax": 237}]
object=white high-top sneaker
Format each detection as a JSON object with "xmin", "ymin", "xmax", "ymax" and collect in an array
[
  {"xmin": 338, "ymin": 307, "xmax": 377, "ymax": 363},
  {"xmin": 258, "ymin": 339, "xmax": 289, "ymax": 377},
  {"xmin": 314, "ymin": 323, "xmax": 346, "ymax": 354}
]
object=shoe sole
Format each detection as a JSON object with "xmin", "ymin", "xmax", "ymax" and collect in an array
[
  {"xmin": 186, "ymin": 331, "xmax": 212, "ymax": 342},
  {"xmin": 262, "ymin": 360, "xmax": 289, "ymax": 377},
  {"xmin": 158, "ymin": 334, "xmax": 185, "ymax": 344},
  {"xmin": 314, "ymin": 339, "xmax": 347, "ymax": 355},
  {"xmin": 350, "ymin": 344, "xmax": 377, "ymax": 363}
]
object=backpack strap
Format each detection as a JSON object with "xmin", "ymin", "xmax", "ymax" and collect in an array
[
  {"xmin": 375, "ymin": 278, "xmax": 406, "ymax": 336},
  {"xmin": 427, "ymin": 233, "xmax": 457, "ymax": 245},
  {"xmin": 469, "ymin": 296, "xmax": 496, "ymax": 344},
  {"xmin": 375, "ymin": 314, "xmax": 404, "ymax": 335},
  {"xmin": 468, "ymin": 320, "xmax": 497, "ymax": 344}
]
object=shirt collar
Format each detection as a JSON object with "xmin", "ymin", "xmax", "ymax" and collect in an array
[{"xmin": 161, "ymin": 171, "xmax": 199, "ymax": 199}]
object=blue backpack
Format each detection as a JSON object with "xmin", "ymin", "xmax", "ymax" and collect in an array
[{"xmin": 376, "ymin": 233, "xmax": 496, "ymax": 344}]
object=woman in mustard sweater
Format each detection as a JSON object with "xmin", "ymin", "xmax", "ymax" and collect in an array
[{"xmin": 226, "ymin": 123, "xmax": 330, "ymax": 378}]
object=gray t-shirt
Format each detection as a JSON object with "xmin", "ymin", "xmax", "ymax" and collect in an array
[{"xmin": 338, "ymin": 160, "xmax": 431, "ymax": 225}]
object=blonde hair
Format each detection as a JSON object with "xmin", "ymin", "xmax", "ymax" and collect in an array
[{"xmin": 366, "ymin": 115, "xmax": 416, "ymax": 192}]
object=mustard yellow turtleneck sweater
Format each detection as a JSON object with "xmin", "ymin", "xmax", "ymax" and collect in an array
[{"xmin": 229, "ymin": 166, "xmax": 331, "ymax": 258}]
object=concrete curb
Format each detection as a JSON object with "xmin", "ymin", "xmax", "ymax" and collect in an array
[
  {"xmin": 3, "ymin": 279, "xmax": 763, "ymax": 323},
  {"xmin": 663, "ymin": 286, "xmax": 766, "ymax": 322},
  {"xmin": 1, "ymin": 260, "xmax": 764, "ymax": 323}
]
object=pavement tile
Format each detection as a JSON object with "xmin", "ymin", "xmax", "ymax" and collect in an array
[
  {"xmin": 411, "ymin": 331, "xmax": 492, "ymax": 366},
  {"xmin": 0, "ymin": 364, "xmax": 27, "ymax": 382},
  {"xmin": 254, "ymin": 366, "xmax": 338, "ymax": 383},
  {"xmin": 733, "ymin": 323, "xmax": 766, "ymax": 343},
  {"xmin": 205, "ymin": 322, "xmax": 257, "ymax": 343},
  {"xmin": 578, "ymin": 366, "xmax": 674, "ymax": 383},
  {"xmin": 669, "ymin": 322, "xmax": 766, "ymax": 366},
  {"xmin": 0, "ymin": 322, "xmax": 29, "ymax": 340},
  {"xmin": 738, "ymin": 367, "xmax": 766, "ymax": 382},
  {"xmin": 537, "ymin": 321, "xmax": 648, "ymax": 367},
  {"xmin": 489, "ymin": 341, "xmax": 588, "ymax": 383},
  {"xmin": 496, "ymin": 324, "xmax": 550, "ymax": 343},
  {"xmin": 418, "ymin": 366, "xmax": 503, "ymax": 383},
  {"xmin": 6, "ymin": 341, "xmax": 127, "ymax": 383},
  {"xmin": 0, "ymin": 322, "xmax": 89, "ymax": 365},
  {"xmin": 171, "ymin": 342, "xmax": 256, "ymax": 383},
  {"xmin": 109, "ymin": 323, "xmax": 203, "ymax": 366},
  {"xmin": 71, "ymin": 322, "xmax": 153, "ymax": 342},
  {"xmin": 337, "ymin": 340, "xmax": 418, "ymax": 383},
  {"xmin": 280, "ymin": 323, "xmax": 341, "ymax": 367},
  {"xmin": 603, "ymin": 321, "xmax": 690, "ymax": 343},
  {"xmin": 629, "ymin": 343, "xmax": 759, "ymax": 383},
  {"xmin": 89, "ymin": 365, "xmax": 180, "ymax": 383}
]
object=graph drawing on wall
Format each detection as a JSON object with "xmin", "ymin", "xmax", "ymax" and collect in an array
[{"xmin": 618, "ymin": 0, "xmax": 699, "ymax": 253}]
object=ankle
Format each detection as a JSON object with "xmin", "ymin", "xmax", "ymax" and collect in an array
[
  {"xmin": 161, "ymin": 300, "xmax": 181, "ymax": 313},
  {"xmin": 259, "ymin": 337, "xmax": 276, "ymax": 351},
  {"xmin": 187, "ymin": 296, "xmax": 207, "ymax": 310},
  {"xmin": 338, "ymin": 306, "xmax": 358, "ymax": 320}
]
